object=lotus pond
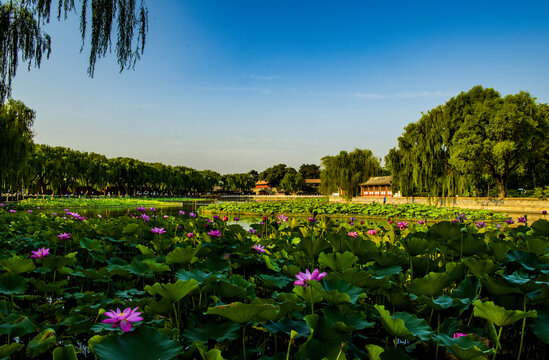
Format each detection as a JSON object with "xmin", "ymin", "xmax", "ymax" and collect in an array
[
  {"xmin": 203, "ymin": 199, "xmax": 509, "ymax": 222},
  {"xmin": 0, "ymin": 205, "xmax": 548, "ymax": 359}
]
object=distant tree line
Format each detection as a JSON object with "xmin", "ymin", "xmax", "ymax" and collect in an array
[
  {"xmin": 3, "ymin": 86, "xmax": 548, "ymax": 199},
  {"xmin": 386, "ymin": 86, "xmax": 549, "ymax": 198}
]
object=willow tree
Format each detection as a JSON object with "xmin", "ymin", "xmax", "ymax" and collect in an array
[
  {"xmin": 0, "ymin": 0, "xmax": 149, "ymax": 102},
  {"xmin": 0, "ymin": 99, "xmax": 35, "ymax": 196},
  {"xmin": 320, "ymin": 148, "xmax": 381, "ymax": 198}
]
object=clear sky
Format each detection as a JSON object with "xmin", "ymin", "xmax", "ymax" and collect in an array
[{"xmin": 11, "ymin": 0, "xmax": 549, "ymax": 174}]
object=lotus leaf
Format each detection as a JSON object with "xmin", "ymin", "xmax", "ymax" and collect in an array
[
  {"xmin": 463, "ymin": 258, "xmax": 499, "ymax": 276},
  {"xmin": 0, "ymin": 272, "xmax": 28, "ymax": 294},
  {"xmin": 531, "ymin": 219, "xmax": 549, "ymax": 236},
  {"xmin": 380, "ymin": 348, "xmax": 414, "ymax": 360},
  {"xmin": 0, "ymin": 342, "xmax": 24, "ymax": 358},
  {"xmin": 166, "ymin": 247, "xmax": 199, "ymax": 265},
  {"xmin": 26, "ymin": 328, "xmax": 57, "ymax": 358},
  {"xmin": 374, "ymin": 305, "xmax": 410, "ymax": 338},
  {"xmin": 318, "ymin": 251, "xmax": 358, "ymax": 272},
  {"xmin": 182, "ymin": 320, "xmax": 240, "ymax": 343},
  {"xmin": 408, "ymin": 271, "xmax": 451, "ymax": 297},
  {"xmin": 0, "ymin": 313, "xmax": 37, "ymax": 337},
  {"xmin": 506, "ymin": 250, "xmax": 549, "ymax": 271},
  {"xmin": 530, "ymin": 310, "xmax": 549, "ymax": 344},
  {"xmin": 206, "ymin": 302, "xmax": 278, "ymax": 323},
  {"xmin": 0, "ymin": 255, "xmax": 35, "ymax": 274},
  {"xmin": 144, "ymin": 279, "xmax": 199, "ymax": 302},
  {"xmin": 52, "ymin": 345, "xmax": 78, "ymax": 360},
  {"xmin": 365, "ymin": 344, "xmax": 384, "ymax": 360},
  {"xmin": 263, "ymin": 318, "xmax": 311, "ymax": 338},
  {"xmin": 434, "ymin": 333, "xmax": 494, "ymax": 360},
  {"xmin": 321, "ymin": 278, "xmax": 364, "ymax": 304},
  {"xmin": 293, "ymin": 280, "xmax": 324, "ymax": 303},
  {"xmin": 93, "ymin": 326, "xmax": 183, "ymax": 360},
  {"xmin": 473, "ymin": 300, "xmax": 537, "ymax": 327}
]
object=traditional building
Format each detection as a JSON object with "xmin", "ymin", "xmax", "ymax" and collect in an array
[
  {"xmin": 253, "ymin": 181, "xmax": 273, "ymax": 195},
  {"xmin": 360, "ymin": 176, "xmax": 392, "ymax": 197}
]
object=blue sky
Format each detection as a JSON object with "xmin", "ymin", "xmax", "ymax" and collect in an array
[{"xmin": 12, "ymin": 0, "xmax": 549, "ymax": 173}]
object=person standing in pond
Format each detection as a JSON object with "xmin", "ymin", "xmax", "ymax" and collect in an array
[{"xmin": 383, "ymin": 196, "xmax": 386, "ymax": 205}]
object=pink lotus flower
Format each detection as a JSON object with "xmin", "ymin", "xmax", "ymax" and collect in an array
[
  {"xmin": 542, "ymin": 210, "xmax": 547, "ymax": 215},
  {"xmin": 506, "ymin": 218, "xmax": 515, "ymax": 225},
  {"xmin": 58, "ymin": 232, "xmax": 71, "ymax": 240},
  {"xmin": 149, "ymin": 207, "xmax": 156, "ymax": 211},
  {"xmin": 222, "ymin": 216, "xmax": 228, "ymax": 221},
  {"xmin": 187, "ymin": 232, "xmax": 194, "ymax": 238},
  {"xmin": 224, "ymin": 252, "xmax": 230, "ymax": 260},
  {"xmin": 213, "ymin": 215, "xmax": 220, "ymax": 220},
  {"xmin": 417, "ymin": 220, "xmax": 425, "ymax": 225},
  {"xmin": 233, "ymin": 217, "xmax": 240, "ymax": 221},
  {"xmin": 294, "ymin": 269, "xmax": 327, "ymax": 287},
  {"xmin": 97, "ymin": 215, "xmax": 102, "ymax": 218},
  {"xmin": 27, "ymin": 210, "xmax": 33, "ymax": 213},
  {"xmin": 189, "ymin": 212, "xmax": 197, "ymax": 218},
  {"xmin": 253, "ymin": 244, "xmax": 266, "ymax": 253},
  {"xmin": 30, "ymin": 247, "xmax": 50, "ymax": 259},
  {"xmin": 360, "ymin": 220, "xmax": 364, "ymax": 225},
  {"xmin": 140, "ymin": 214, "xmax": 150, "ymax": 222},
  {"xmin": 248, "ymin": 229, "xmax": 257, "ymax": 235},
  {"xmin": 367, "ymin": 229, "xmax": 377, "ymax": 235},
  {"xmin": 36, "ymin": 206, "xmax": 40, "ymax": 209},
  {"xmin": 308, "ymin": 217, "xmax": 317, "ymax": 223},
  {"xmin": 388, "ymin": 220, "xmax": 393, "ymax": 224},
  {"xmin": 347, "ymin": 231, "xmax": 358, "ymax": 238},
  {"xmin": 397, "ymin": 221, "xmax": 408, "ymax": 230},
  {"xmin": 151, "ymin": 227, "xmax": 166, "ymax": 234},
  {"xmin": 453, "ymin": 332, "xmax": 467, "ymax": 338},
  {"xmin": 179, "ymin": 210, "xmax": 185, "ymax": 215},
  {"xmin": 0, "ymin": 203, "xmax": 3, "ymax": 206},
  {"xmin": 9, "ymin": 209, "xmax": 15, "ymax": 213},
  {"xmin": 518, "ymin": 216, "xmax": 527, "ymax": 224},
  {"xmin": 208, "ymin": 229, "xmax": 221, "ymax": 238},
  {"xmin": 102, "ymin": 307, "xmax": 143, "ymax": 332},
  {"xmin": 476, "ymin": 221, "xmax": 486, "ymax": 229},
  {"xmin": 52, "ymin": 213, "xmax": 57, "ymax": 216},
  {"xmin": 163, "ymin": 215, "xmax": 168, "ymax": 219},
  {"xmin": 277, "ymin": 214, "xmax": 288, "ymax": 222}
]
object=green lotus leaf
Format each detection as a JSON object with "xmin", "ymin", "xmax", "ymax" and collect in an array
[
  {"xmin": 408, "ymin": 272, "xmax": 451, "ymax": 297},
  {"xmin": 530, "ymin": 219, "xmax": 549, "ymax": 236},
  {"xmin": 127, "ymin": 259, "xmax": 153, "ymax": 277},
  {"xmin": 428, "ymin": 221, "xmax": 462, "ymax": 242},
  {"xmin": 502, "ymin": 272, "xmax": 532, "ymax": 286},
  {"xmin": 0, "ymin": 255, "xmax": 35, "ymax": 274},
  {"xmin": 297, "ymin": 236, "xmax": 330, "ymax": 258},
  {"xmin": 473, "ymin": 300, "xmax": 537, "ymax": 327},
  {"xmin": 296, "ymin": 338, "xmax": 347, "ymax": 360},
  {"xmin": 293, "ymin": 280, "xmax": 324, "ymax": 303},
  {"xmin": 392, "ymin": 311, "xmax": 433, "ymax": 341},
  {"xmin": 380, "ymin": 348, "xmax": 414, "ymax": 360},
  {"xmin": 182, "ymin": 320, "xmax": 240, "ymax": 343},
  {"xmin": 166, "ymin": 247, "xmax": 198, "ymax": 265},
  {"xmin": 93, "ymin": 326, "xmax": 183, "ymax": 360},
  {"xmin": 206, "ymin": 302, "xmax": 278, "ymax": 323},
  {"xmin": 449, "ymin": 234, "xmax": 487, "ymax": 256},
  {"xmin": 434, "ymin": 333, "xmax": 493, "ymax": 360},
  {"xmin": 323, "ymin": 307, "xmax": 374, "ymax": 333},
  {"xmin": 142, "ymin": 259, "xmax": 170, "ymax": 273},
  {"xmin": 52, "ymin": 345, "xmax": 78, "ymax": 360},
  {"xmin": 463, "ymin": 258, "xmax": 499, "ymax": 276},
  {"xmin": 176, "ymin": 269, "xmax": 220, "ymax": 285},
  {"xmin": 135, "ymin": 244, "xmax": 155, "ymax": 256},
  {"xmin": 399, "ymin": 236, "xmax": 432, "ymax": 256},
  {"xmin": 372, "ymin": 265, "xmax": 402, "ymax": 278},
  {"xmin": 26, "ymin": 328, "xmax": 57, "ymax": 358},
  {"xmin": 343, "ymin": 237, "xmax": 378, "ymax": 259},
  {"xmin": 0, "ymin": 313, "xmax": 37, "ymax": 337},
  {"xmin": 530, "ymin": 310, "xmax": 549, "ymax": 344},
  {"xmin": 263, "ymin": 318, "xmax": 311, "ymax": 338},
  {"xmin": 318, "ymin": 251, "xmax": 358, "ymax": 272},
  {"xmin": 258, "ymin": 273, "xmax": 292, "ymax": 289},
  {"xmin": 321, "ymin": 278, "xmax": 364, "ymax": 304},
  {"xmin": 0, "ymin": 272, "xmax": 28, "ymax": 294},
  {"xmin": 0, "ymin": 343, "xmax": 24, "ymax": 358},
  {"xmin": 374, "ymin": 304, "xmax": 409, "ymax": 338},
  {"xmin": 451, "ymin": 277, "xmax": 480, "ymax": 308},
  {"xmin": 415, "ymin": 294, "xmax": 455, "ymax": 310},
  {"xmin": 80, "ymin": 238, "xmax": 103, "ymax": 251},
  {"xmin": 329, "ymin": 269, "xmax": 375, "ymax": 288},
  {"xmin": 481, "ymin": 275, "xmax": 522, "ymax": 296},
  {"xmin": 489, "ymin": 242, "xmax": 511, "ymax": 262},
  {"xmin": 525, "ymin": 236, "xmax": 549, "ymax": 256},
  {"xmin": 145, "ymin": 297, "xmax": 173, "ymax": 314},
  {"xmin": 506, "ymin": 250, "xmax": 549, "ymax": 271},
  {"xmin": 365, "ymin": 344, "xmax": 384, "ymax": 360},
  {"xmin": 144, "ymin": 279, "xmax": 199, "ymax": 303},
  {"xmin": 122, "ymin": 223, "xmax": 141, "ymax": 234}
]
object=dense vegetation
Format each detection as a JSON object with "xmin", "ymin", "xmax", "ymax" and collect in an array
[
  {"xmin": 0, "ymin": 205, "xmax": 547, "ymax": 359},
  {"xmin": 9, "ymin": 197, "xmax": 205, "ymax": 210},
  {"xmin": 204, "ymin": 199, "xmax": 507, "ymax": 221},
  {"xmin": 0, "ymin": 0, "xmax": 149, "ymax": 103},
  {"xmin": 386, "ymin": 86, "xmax": 549, "ymax": 198}
]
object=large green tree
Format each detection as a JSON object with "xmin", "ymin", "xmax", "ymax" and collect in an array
[
  {"xmin": 0, "ymin": 99, "xmax": 35, "ymax": 195},
  {"xmin": 0, "ymin": 0, "xmax": 148, "ymax": 103},
  {"xmin": 320, "ymin": 149, "xmax": 381, "ymax": 198}
]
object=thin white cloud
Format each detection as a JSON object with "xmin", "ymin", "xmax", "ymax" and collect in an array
[
  {"xmin": 249, "ymin": 74, "xmax": 280, "ymax": 81},
  {"xmin": 201, "ymin": 87, "xmax": 273, "ymax": 95},
  {"xmin": 351, "ymin": 90, "xmax": 457, "ymax": 100}
]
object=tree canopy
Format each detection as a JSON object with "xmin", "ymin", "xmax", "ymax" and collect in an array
[
  {"xmin": 387, "ymin": 86, "xmax": 549, "ymax": 198},
  {"xmin": 320, "ymin": 149, "xmax": 382, "ymax": 198},
  {"xmin": 0, "ymin": 0, "xmax": 148, "ymax": 103}
]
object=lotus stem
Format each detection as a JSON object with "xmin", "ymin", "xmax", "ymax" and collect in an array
[
  {"xmin": 518, "ymin": 295, "xmax": 527, "ymax": 360},
  {"xmin": 493, "ymin": 326, "xmax": 503, "ymax": 360},
  {"xmin": 172, "ymin": 302, "xmax": 180, "ymax": 331},
  {"xmin": 242, "ymin": 325, "xmax": 247, "ymax": 360}
]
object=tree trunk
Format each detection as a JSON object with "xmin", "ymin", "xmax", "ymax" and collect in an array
[{"xmin": 496, "ymin": 179, "xmax": 505, "ymax": 198}]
